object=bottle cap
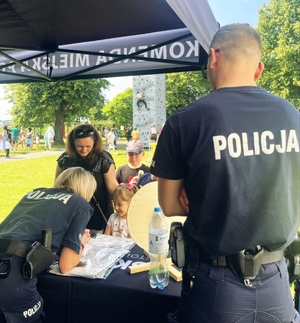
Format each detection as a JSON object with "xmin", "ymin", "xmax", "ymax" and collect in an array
[{"xmin": 154, "ymin": 206, "xmax": 161, "ymax": 212}]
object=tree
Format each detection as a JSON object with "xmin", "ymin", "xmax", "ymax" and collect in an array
[
  {"xmin": 166, "ymin": 71, "xmax": 211, "ymax": 117},
  {"xmin": 102, "ymin": 88, "xmax": 133, "ymax": 126},
  {"xmin": 5, "ymin": 79, "xmax": 110, "ymax": 144},
  {"xmin": 257, "ymin": 0, "xmax": 300, "ymax": 109}
]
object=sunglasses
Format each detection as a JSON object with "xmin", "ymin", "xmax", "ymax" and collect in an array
[{"xmin": 73, "ymin": 128, "xmax": 94, "ymax": 138}]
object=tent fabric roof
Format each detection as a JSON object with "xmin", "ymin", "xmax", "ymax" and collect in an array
[
  {"xmin": 0, "ymin": 0, "xmax": 217, "ymax": 83},
  {"xmin": 0, "ymin": 0, "xmax": 186, "ymax": 50}
]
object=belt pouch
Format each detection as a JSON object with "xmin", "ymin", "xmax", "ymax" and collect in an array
[
  {"xmin": 228, "ymin": 247, "xmax": 264, "ymax": 280},
  {"xmin": 169, "ymin": 222, "xmax": 185, "ymax": 268},
  {"xmin": 182, "ymin": 244, "xmax": 199, "ymax": 295},
  {"xmin": 23, "ymin": 241, "xmax": 56, "ymax": 279}
]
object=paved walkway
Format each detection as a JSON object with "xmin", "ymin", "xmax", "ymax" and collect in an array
[
  {"xmin": 0, "ymin": 149, "xmax": 64, "ymax": 163},
  {"xmin": 0, "ymin": 140, "xmax": 129, "ymax": 163}
]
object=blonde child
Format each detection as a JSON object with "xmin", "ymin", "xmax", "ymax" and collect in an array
[
  {"xmin": 104, "ymin": 183, "xmax": 138, "ymax": 238},
  {"xmin": 35, "ymin": 134, "xmax": 40, "ymax": 150}
]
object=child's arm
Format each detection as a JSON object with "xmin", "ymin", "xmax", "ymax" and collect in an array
[{"xmin": 104, "ymin": 224, "xmax": 112, "ymax": 236}]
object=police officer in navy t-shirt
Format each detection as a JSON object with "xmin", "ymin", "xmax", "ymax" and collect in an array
[
  {"xmin": 0, "ymin": 167, "xmax": 96, "ymax": 323},
  {"xmin": 151, "ymin": 23, "xmax": 300, "ymax": 323}
]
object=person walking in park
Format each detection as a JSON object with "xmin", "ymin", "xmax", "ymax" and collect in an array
[
  {"xmin": 0, "ymin": 126, "xmax": 8, "ymax": 151},
  {"xmin": 112, "ymin": 124, "xmax": 119, "ymax": 149},
  {"xmin": 19, "ymin": 127, "xmax": 26, "ymax": 150},
  {"xmin": 107, "ymin": 128, "xmax": 116, "ymax": 154},
  {"xmin": 4, "ymin": 137, "xmax": 12, "ymax": 158},
  {"xmin": 35, "ymin": 133, "xmax": 40, "ymax": 150},
  {"xmin": 150, "ymin": 23, "xmax": 300, "ymax": 323},
  {"xmin": 45, "ymin": 126, "xmax": 54, "ymax": 151},
  {"xmin": 149, "ymin": 123, "xmax": 158, "ymax": 143},
  {"xmin": 104, "ymin": 127, "xmax": 109, "ymax": 147},
  {"xmin": 26, "ymin": 127, "xmax": 33, "ymax": 150},
  {"xmin": 10, "ymin": 125, "xmax": 20, "ymax": 151}
]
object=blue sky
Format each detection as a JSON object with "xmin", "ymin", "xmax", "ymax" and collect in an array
[
  {"xmin": 207, "ymin": 0, "xmax": 268, "ymax": 27},
  {"xmin": 0, "ymin": 0, "xmax": 270, "ymax": 119}
]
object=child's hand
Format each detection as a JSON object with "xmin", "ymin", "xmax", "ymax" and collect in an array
[{"xmin": 130, "ymin": 176, "xmax": 139, "ymax": 185}]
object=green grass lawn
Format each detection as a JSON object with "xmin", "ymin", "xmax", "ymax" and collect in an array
[{"xmin": 0, "ymin": 140, "xmax": 152, "ymax": 222}]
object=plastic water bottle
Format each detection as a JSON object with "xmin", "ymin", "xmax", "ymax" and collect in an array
[{"xmin": 148, "ymin": 206, "xmax": 169, "ymax": 290}]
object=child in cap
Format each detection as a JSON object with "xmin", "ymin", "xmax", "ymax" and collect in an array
[{"xmin": 116, "ymin": 140, "xmax": 150, "ymax": 184}]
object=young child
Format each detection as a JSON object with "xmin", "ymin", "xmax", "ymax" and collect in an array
[
  {"xmin": 35, "ymin": 134, "xmax": 40, "ymax": 150},
  {"xmin": 5, "ymin": 137, "xmax": 12, "ymax": 158},
  {"xmin": 44, "ymin": 134, "xmax": 48, "ymax": 150},
  {"xmin": 104, "ymin": 183, "xmax": 138, "ymax": 238},
  {"xmin": 26, "ymin": 137, "xmax": 31, "ymax": 150}
]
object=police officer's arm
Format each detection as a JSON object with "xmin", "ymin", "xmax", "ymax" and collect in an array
[
  {"xmin": 59, "ymin": 247, "xmax": 84, "ymax": 274},
  {"xmin": 58, "ymin": 229, "xmax": 90, "ymax": 274},
  {"xmin": 157, "ymin": 178, "xmax": 188, "ymax": 216}
]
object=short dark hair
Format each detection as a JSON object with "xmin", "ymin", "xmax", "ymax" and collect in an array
[{"xmin": 211, "ymin": 23, "xmax": 262, "ymax": 54}]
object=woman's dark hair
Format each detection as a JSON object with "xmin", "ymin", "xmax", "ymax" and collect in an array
[{"xmin": 66, "ymin": 124, "xmax": 103, "ymax": 165}]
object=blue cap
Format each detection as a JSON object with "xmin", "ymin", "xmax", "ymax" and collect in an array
[{"xmin": 154, "ymin": 207, "xmax": 161, "ymax": 212}]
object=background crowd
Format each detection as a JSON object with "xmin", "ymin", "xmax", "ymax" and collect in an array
[{"xmin": 0, "ymin": 125, "xmax": 55, "ymax": 156}]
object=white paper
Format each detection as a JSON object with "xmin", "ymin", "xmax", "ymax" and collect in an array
[{"xmin": 49, "ymin": 235, "xmax": 135, "ymax": 279}]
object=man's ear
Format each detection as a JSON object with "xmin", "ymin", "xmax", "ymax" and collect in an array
[
  {"xmin": 254, "ymin": 61, "xmax": 264, "ymax": 80},
  {"xmin": 208, "ymin": 48, "xmax": 219, "ymax": 71}
]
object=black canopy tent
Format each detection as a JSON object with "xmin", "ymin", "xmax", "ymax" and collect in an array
[{"xmin": 0, "ymin": 0, "xmax": 218, "ymax": 83}]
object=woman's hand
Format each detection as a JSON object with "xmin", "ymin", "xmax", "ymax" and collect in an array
[
  {"xmin": 59, "ymin": 229, "xmax": 91, "ymax": 274},
  {"xmin": 81, "ymin": 229, "xmax": 91, "ymax": 246}
]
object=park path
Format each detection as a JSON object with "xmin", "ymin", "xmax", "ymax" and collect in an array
[
  {"xmin": 0, "ymin": 149, "xmax": 64, "ymax": 163},
  {"xmin": 0, "ymin": 140, "xmax": 129, "ymax": 163}
]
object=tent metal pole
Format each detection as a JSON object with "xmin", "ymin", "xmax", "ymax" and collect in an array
[{"xmin": 0, "ymin": 51, "xmax": 52, "ymax": 82}]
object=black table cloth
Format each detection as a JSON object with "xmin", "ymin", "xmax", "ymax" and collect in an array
[{"xmin": 37, "ymin": 245, "xmax": 181, "ymax": 323}]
